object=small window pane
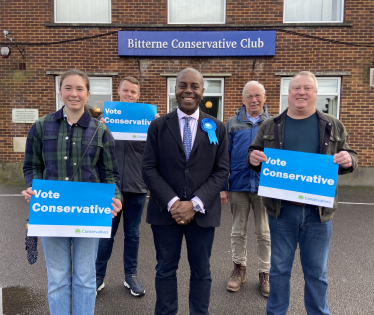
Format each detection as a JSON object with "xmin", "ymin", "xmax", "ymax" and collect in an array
[
  {"xmin": 281, "ymin": 79, "xmax": 291, "ymax": 93},
  {"xmin": 90, "ymin": 79, "xmax": 111, "ymax": 93},
  {"xmin": 168, "ymin": 96, "xmax": 179, "ymax": 112},
  {"xmin": 200, "ymin": 97, "xmax": 222, "ymax": 120},
  {"xmin": 318, "ymin": 79, "xmax": 338, "ymax": 94},
  {"xmin": 168, "ymin": 0, "xmax": 225, "ymax": 24},
  {"xmin": 284, "ymin": 0, "xmax": 343, "ymax": 23},
  {"xmin": 88, "ymin": 95, "xmax": 111, "ymax": 118},
  {"xmin": 169, "ymin": 79, "xmax": 176, "ymax": 93},
  {"xmin": 55, "ymin": 0, "xmax": 111, "ymax": 23},
  {"xmin": 204, "ymin": 80, "xmax": 222, "ymax": 93},
  {"xmin": 316, "ymin": 95, "xmax": 339, "ymax": 117}
]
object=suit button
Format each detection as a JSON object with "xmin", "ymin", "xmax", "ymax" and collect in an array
[{"xmin": 185, "ymin": 169, "xmax": 188, "ymax": 172}]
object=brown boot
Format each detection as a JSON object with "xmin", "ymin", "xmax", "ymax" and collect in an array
[
  {"xmin": 227, "ymin": 262, "xmax": 246, "ymax": 292},
  {"xmin": 259, "ymin": 272, "xmax": 270, "ymax": 297}
]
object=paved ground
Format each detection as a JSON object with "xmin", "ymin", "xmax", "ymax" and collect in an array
[{"xmin": 0, "ymin": 182, "xmax": 373, "ymax": 315}]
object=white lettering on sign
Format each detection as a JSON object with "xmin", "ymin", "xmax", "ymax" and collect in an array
[
  {"xmin": 104, "ymin": 117, "xmax": 151, "ymax": 125},
  {"xmin": 105, "ymin": 108, "xmax": 121, "ymax": 115},
  {"xmin": 262, "ymin": 168, "xmax": 334, "ymax": 186},
  {"xmin": 171, "ymin": 39, "xmax": 238, "ymax": 49},
  {"xmin": 266, "ymin": 157, "xmax": 286, "ymax": 166},
  {"xmin": 32, "ymin": 203, "xmax": 111, "ymax": 214},
  {"xmin": 34, "ymin": 190, "xmax": 60, "ymax": 199},
  {"xmin": 240, "ymin": 38, "xmax": 264, "ymax": 49},
  {"xmin": 128, "ymin": 39, "xmax": 168, "ymax": 49}
]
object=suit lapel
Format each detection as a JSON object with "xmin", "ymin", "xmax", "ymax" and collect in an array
[
  {"xmin": 165, "ymin": 110, "xmax": 184, "ymax": 152},
  {"xmin": 191, "ymin": 110, "xmax": 206, "ymax": 155}
]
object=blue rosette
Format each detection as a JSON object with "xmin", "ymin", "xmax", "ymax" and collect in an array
[{"xmin": 201, "ymin": 118, "xmax": 219, "ymax": 145}]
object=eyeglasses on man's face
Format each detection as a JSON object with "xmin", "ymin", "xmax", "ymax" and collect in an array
[{"xmin": 244, "ymin": 94, "xmax": 264, "ymax": 100}]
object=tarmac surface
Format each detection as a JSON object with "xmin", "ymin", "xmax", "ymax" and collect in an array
[{"xmin": 0, "ymin": 182, "xmax": 373, "ymax": 315}]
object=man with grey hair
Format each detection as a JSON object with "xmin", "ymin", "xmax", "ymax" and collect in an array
[
  {"xmin": 221, "ymin": 80, "xmax": 271, "ymax": 296},
  {"xmin": 248, "ymin": 71, "xmax": 357, "ymax": 314}
]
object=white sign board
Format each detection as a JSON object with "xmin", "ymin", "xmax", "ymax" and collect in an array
[{"xmin": 12, "ymin": 109, "xmax": 38, "ymax": 123}]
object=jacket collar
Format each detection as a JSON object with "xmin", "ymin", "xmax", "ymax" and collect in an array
[{"xmin": 52, "ymin": 105, "xmax": 91, "ymax": 127}]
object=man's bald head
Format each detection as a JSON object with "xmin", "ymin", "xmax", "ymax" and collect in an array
[{"xmin": 176, "ymin": 68, "xmax": 204, "ymax": 87}]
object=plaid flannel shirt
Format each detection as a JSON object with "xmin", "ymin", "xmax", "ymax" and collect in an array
[{"xmin": 23, "ymin": 106, "xmax": 121, "ymax": 200}]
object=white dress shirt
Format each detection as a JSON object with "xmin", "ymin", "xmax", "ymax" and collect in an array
[{"xmin": 167, "ymin": 108, "xmax": 205, "ymax": 213}]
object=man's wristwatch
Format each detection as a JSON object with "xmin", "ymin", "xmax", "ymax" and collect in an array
[{"xmin": 191, "ymin": 200, "xmax": 202, "ymax": 212}]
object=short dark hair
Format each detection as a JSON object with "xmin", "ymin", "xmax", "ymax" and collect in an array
[{"xmin": 118, "ymin": 76, "xmax": 140, "ymax": 91}]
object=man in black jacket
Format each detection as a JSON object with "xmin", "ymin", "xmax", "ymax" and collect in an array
[
  {"xmin": 96, "ymin": 77, "xmax": 147, "ymax": 297},
  {"xmin": 142, "ymin": 68, "xmax": 229, "ymax": 315}
]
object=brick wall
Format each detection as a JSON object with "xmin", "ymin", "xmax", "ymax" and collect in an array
[{"xmin": 0, "ymin": 0, "xmax": 373, "ymax": 167}]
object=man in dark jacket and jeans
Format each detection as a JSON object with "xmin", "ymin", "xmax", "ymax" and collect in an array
[
  {"xmin": 221, "ymin": 80, "xmax": 271, "ymax": 297},
  {"xmin": 96, "ymin": 77, "xmax": 148, "ymax": 297},
  {"xmin": 248, "ymin": 71, "xmax": 357, "ymax": 315}
]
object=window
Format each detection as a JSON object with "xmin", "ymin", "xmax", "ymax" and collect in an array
[
  {"xmin": 168, "ymin": 0, "xmax": 225, "ymax": 24},
  {"xmin": 55, "ymin": 0, "xmax": 111, "ymax": 23},
  {"xmin": 280, "ymin": 77, "xmax": 341, "ymax": 118},
  {"xmin": 284, "ymin": 0, "xmax": 344, "ymax": 23},
  {"xmin": 56, "ymin": 76, "xmax": 112, "ymax": 118},
  {"xmin": 167, "ymin": 78, "xmax": 224, "ymax": 121}
]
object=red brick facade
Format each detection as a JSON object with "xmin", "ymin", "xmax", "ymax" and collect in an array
[{"xmin": 1, "ymin": 0, "xmax": 373, "ymax": 170}]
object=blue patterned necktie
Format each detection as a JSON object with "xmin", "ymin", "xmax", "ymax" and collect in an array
[{"xmin": 183, "ymin": 116, "xmax": 192, "ymax": 161}]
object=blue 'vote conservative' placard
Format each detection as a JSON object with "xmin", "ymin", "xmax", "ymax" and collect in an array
[
  {"xmin": 258, "ymin": 148, "xmax": 339, "ymax": 208},
  {"xmin": 104, "ymin": 102, "xmax": 157, "ymax": 141},
  {"xmin": 28, "ymin": 180, "xmax": 115, "ymax": 238}
]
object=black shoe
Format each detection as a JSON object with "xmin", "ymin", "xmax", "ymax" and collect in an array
[
  {"xmin": 124, "ymin": 274, "xmax": 145, "ymax": 297},
  {"xmin": 96, "ymin": 278, "xmax": 105, "ymax": 292}
]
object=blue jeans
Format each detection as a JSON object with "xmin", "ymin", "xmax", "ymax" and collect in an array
[
  {"xmin": 266, "ymin": 202, "xmax": 332, "ymax": 315},
  {"xmin": 151, "ymin": 220, "xmax": 215, "ymax": 315},
  {"xmin": 96, "ymin": 192, "xmax": 146, "ymax": 278},
  {"xmin": 41, "ymin": 237, "xmax": 99, "ymax": 315}
]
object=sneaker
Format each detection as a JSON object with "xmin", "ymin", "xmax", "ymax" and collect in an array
[
  {"xmin": 259, "ymin": 272, "xmax": 270, "ymax": 297},
  {"xmin": 96, "ymin": 278, "xmax": 105, "ymax": 292},
  {"xmin": 124, "ymin": 274, "xmax": 145, "ymax": 297}
]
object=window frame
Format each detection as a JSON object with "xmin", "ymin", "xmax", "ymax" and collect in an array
[
  {"xmin": 54, "ymin": 0, "xmax": 111, "ymax": 24},
  {"xmin": 55, "ymin": 76, "xmax": 113, "ymax": 112},
  {"xmin": 167, "ymin": 77, "xmax": 225, "ymax": 121},
  {"xmin": 279, "ymin": 76, "xmax": 341, "ymax": 119},
  {"xmin": 283, "ymin": 0, "xmax": 344, "ymax": 23},
  {"xmin": 167, "ymin": 0, "xmax": 226, "ymax": 25}
]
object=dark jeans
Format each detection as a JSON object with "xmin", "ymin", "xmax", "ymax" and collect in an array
[
  {"xmin": 151, "ymin": 220, "xmax": 215, "ymax": 315},
  {"xmin": 96, "ymin": 192, "xmax": 147, "ymax": 278}
]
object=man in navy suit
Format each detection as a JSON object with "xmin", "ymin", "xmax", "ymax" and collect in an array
[{"xmin": 142, "ymin": 68, "xmax": 229, "ymax": 315}]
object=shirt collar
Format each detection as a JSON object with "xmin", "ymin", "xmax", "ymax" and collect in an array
[
  {"xmin": 245, "ymin": 110, "xmax": 261, "ymax": 122},
  {"xmin": 177, "ymin": 107, "xmax": 200, "ymax": 121},
  {"xmin": 56, "ymin": 105, "xmax": 91, "ymax": 127}
]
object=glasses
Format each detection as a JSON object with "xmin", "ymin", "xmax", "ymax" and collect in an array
[{"xmin": 244, "ymin": 94, "xmax": 263, "ymax": 100}]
